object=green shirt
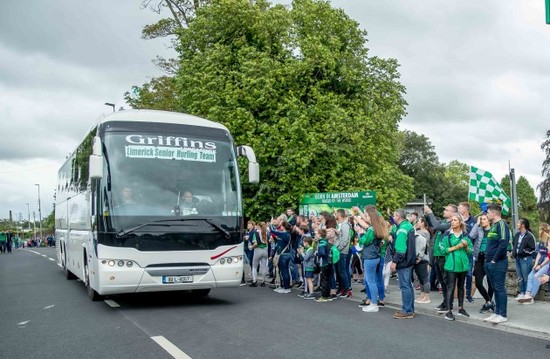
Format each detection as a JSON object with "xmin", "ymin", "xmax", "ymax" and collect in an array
[{"xmin": 441, "ymin": 231, "xmax": 472, "ymax": 273}]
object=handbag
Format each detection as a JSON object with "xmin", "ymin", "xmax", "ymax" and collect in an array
[{"xmin": 273, "ymin": 242, "xmax": 290, "ymax": 267}]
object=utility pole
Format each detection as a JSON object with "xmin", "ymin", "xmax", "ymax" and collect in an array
[
  {"xmin": 33, "ymin": 211, "xmax": 36, "ymax": 241},
  {"xmin": 26, "ymin": 203, "xmax": 30, "ymax": 240},
  {"xmin": 35, "ymin": 184, "xmax": 43, "ymax": 241},
  {"xmin": 509, "ymin": 168, "xmax": 519, "ymax": 234}
]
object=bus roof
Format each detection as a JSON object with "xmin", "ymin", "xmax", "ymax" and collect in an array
[{"xmin": 97, "ymin": 110, "xmax": 229, "ymax": 132}]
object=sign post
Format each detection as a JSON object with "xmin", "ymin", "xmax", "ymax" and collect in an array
[{"xmin": 299, "ymin": 191, "xmax": 376, "ymax": 216}]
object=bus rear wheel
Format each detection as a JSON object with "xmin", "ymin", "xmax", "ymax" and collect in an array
[
  {"xmin": 84, "ymin": 261, "xmax": 102, "ymax": 301},
  {"xmin": 63, "ymin": 250, "xmax": 76, "ymax": 280}
]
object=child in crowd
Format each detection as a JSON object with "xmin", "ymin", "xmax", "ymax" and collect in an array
[
  {"xmin": 315, "ymin": 229, "xmax": 334, "ymax": 302},
  {"xmin": 299, "ymin": 237, "xmax": 316, "ymax": 299}
]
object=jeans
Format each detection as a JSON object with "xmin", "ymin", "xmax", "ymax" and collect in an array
[
  {"xmin": 485, "ymin": 259, "xmax": 508, "ymax": 317},
  {"xmin": 474, "ymin": 253, "xmax": 493, "ymax": 302},
  {"xmin": 289, "ymin": 250, "xmax": 299, "ymax": 282},
  {"xmin": 414, "ymin": 261, "xmax": 431, "ymax": 294},
  {"xmin": 397, "ymin": 266, "xmax": 414, "ymax": 314},
  {"xmin": 364, "ymin": 258, "xmax": 380, "ymax": 303},
  {"xmin": 278, "ymin": 253, "xmax": 292, "ymax": 289},
  {"xmin": 336, "ymin": 256, "xmax": 350, "ymax": 292},
  {"xmin": 515, "ymin": 256, "xmax": 534, "ymax": 294},
  {"xmin": 526, "ymin": 263, "xmax": 550, "ymax": 297},
  {"xmin": 345, "ymin": 252, "xmax": 352, "ymax": 288}
]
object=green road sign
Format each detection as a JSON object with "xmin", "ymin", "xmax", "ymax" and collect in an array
[
  {"xmin": 299, "ymin": 191, "xmax": 376, "ymax": 216},
  {"xmin": 546, "ymin": 0, "xmax": 550, "ymax": 24}
]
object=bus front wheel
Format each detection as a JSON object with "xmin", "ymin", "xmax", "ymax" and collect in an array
[{"xmin": 84, "ymin": 260, "xmax": 102, "ymax": 301}]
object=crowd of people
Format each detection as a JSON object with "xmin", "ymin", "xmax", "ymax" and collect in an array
[
  {"xmin": 242, "ymin": 203, "xmax": 550, "ymax": 323},
  {"xmin": 0, "ymin": 231, "xmax": 55, "ymax": 253}
]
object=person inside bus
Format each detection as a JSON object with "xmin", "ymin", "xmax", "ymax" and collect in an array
[{"xmin": 181, "ymin": 191, "xmax": 199, "ymax": 209}]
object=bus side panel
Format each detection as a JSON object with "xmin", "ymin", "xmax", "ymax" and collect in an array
[{"xmin": 67, "ymin": 191, "xmax": 92, "ymax": 283}]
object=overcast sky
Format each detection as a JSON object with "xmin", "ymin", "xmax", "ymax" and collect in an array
[{"xmin": 1, "ymin": 0, "xmax": 549, "ymax": 222}]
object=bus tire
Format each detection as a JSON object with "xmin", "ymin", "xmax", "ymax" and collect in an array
[
  {"xmin": 84, "ymin": 260, "xmax": 101, "ymax": 301},
  {"xmin": 190, "ymin": 289, "xmax": 210, "ymax": 297},
  {"xmin": 63, "ymin": 250, "xmax": 76, "ymax": 280}
]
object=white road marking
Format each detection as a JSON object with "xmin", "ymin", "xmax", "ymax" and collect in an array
[
  {"xmin": 104, "ymin": 300, "xmax": 120, "ymax": 308},
  {"xmin": 44, "ymin": 305, "xmax": 55, "ymax": 310},
  {"xmin": 41, "ymin": 254, "xmax": 47, "ymax": 257},
  {"xmin": 151, "ymin": 336, "xmax": 192, "ymax": 359},
  {"xmin": 57, "ymin": 264, "xmax": 62, "ymax": 268},
  {"xmin": 17, "ymin": 320, "xmax": 30, "ymax": 327},
  {"xmin": 48, "ymin": 257, "xmax": 55, "ymax": 261}
]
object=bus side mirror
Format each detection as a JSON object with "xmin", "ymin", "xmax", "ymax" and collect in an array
[
  {"xmin": 237, "ymin": 145, "xmax": 260, "ymax": 184},
  {"xmin": 89, "ymin": 136, "xmax": 103, "ymax": 179},
  {"xmin": 249, "ymin": 162, "xmax": 259, "ymax": 184}
]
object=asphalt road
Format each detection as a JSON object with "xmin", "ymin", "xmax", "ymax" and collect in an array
[{"xmin": 1, "ymin": 247, "xmax": 549, "ymax": 359}]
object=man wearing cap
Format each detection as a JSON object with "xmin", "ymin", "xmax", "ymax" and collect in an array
[{"xmin": 424, "ymin": 203, "xmax": 458, "ymax": 314}]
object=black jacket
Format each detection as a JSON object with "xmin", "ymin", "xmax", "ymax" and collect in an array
[{"xmin": 511, "ymin": 230, "xmax": 536, "ymax": 259}]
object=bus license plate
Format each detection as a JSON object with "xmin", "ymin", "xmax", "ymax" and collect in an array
[{"xmin": 162, "ymin": 276, "xmax": 193, "ymax": 284}]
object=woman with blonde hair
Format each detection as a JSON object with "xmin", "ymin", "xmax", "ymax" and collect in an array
[
  {"xmin": 354, "ymin": 205, "xmax": 389, "ymax": 313},
  {"xmin": 518, "ymin": 222, "xmax": 550, "ymax": 304},
  {"xmin": 441, "ymin": 213, "xmax": 473, "ymax": 321}
]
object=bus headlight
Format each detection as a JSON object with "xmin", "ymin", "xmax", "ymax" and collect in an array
[{"xmin": 108, "ymin": 260, "xmax": 115, "ymax": 267}]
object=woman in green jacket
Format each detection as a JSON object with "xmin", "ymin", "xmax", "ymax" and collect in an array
[{"xmin": 441, "ymin": 213, "xmax": 473, "ymax": 321}]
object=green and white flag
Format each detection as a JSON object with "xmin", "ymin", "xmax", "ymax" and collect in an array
[{"xmin": 468, "ymin": 166, "xmax": 511, "ymax": 215}]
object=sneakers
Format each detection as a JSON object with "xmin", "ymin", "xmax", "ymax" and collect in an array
[
  {"xmin": 466, "ymin": 295, "xmax": 474, "ymax": 303},
  {"xmin": 393, "ymin": 311, "xmax": 415, "ymax": 319},
  {"xmin": 415, "ymin": 297, "xmax": 431, "ymax": 304},
  {"xmin": 248, "ymin": 281, "xmax": 258, "ymax": 287},
  {"xmin": 483, "ymin": 314, "xmax": 498, "ymax": 322},
  {"xmin": 260, "ymin": 282, "xmax": 266, "ymax": 287},
  {"xmin": 358, "ymin": 299, "xmax": 371, "ymax": 307},
  {"xmin": 239, "ymin": 281, "xmax": 247, "ymax": 287},
  {"xmin": 515, "ymin": 293, "xmax": 525, "ymax": 301},
  {"xmin": 479, "ymin": 302, "xmax": 493, "ymax": 314},
  {"xmin": 315, "ymin": 296, "xmax": 332, "ymax": 303},
  {"xmin": 303, "ymin": 293, "xmax": 315, "ymax": 300},
  {"xmin": 329, "ymin": 294, "xmax": 338, "ymax": 300},
  {"xmin": 274, "ymin": 287, "xmax": 286, "ymax": 293},
  {"xmin": 434, "ymin": 303, "xmax": 446, "ymax": 311},
  {"xmin": 518, "ymin": 296, "xmax": 534, "ymax": 304},
  {"xmin": 436, "ymin": 306, "xmax": 449, "ymax": 314},
  {"xmin": 297, "ymin": 291, "xmax": 307, "ymax": 298},
  {"xmin": 458, "ymin": 308, "xmax": 470, "ymax": 318},
  {"xmin": 342, "ymin": 289, "xmax": 353, "ymax": 298},
  {"xmin": 445, "ymin": 311, "xmax": 455, "ymax": 321},
  {"xmin": 378, "ymin": 301, "xmax": 385, "ymax": 307},
  {"xmin": 489, "ymin": 315, "xmax": 508, "ymax": 324},
  {"xmin": 362, "ymin": 304, "xmax": 379, "ymax": 313},
  {"xmin": 279, "ymin": 288, "xmax": 291, "ymax": 294}
]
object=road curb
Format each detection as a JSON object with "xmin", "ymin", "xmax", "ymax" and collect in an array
[{"xmin": 344, "ymin": 294, "xmax": 550, "ymax": 341}]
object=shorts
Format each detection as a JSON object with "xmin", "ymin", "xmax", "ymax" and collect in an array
[{"xmin": 304, "ymin": 271, "xmax": 315, "ymax": 279}]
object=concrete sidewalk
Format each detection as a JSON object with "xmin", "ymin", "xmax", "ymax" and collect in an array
[{"xmin": 349, "ymin": 278, "xmax": 550, "ymax": 340}]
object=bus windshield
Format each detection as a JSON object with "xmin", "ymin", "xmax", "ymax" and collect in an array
[{"xmin": 102, "ymin": 129, "xmax": 242, "ymax": 230}]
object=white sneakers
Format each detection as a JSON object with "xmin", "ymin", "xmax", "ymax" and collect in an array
[
  {"xmin": 490, "ymin": 315, "xmax": 508, "ymax": 324},
  {"xmin": 274, "ymin": 287, "xmax": 290, "ymax": 293},
  {"xmin": 515, "ymin": 293, "xmax": 525, "ymax": 301},
  {"xmin": 484, "ymin": 314, "xmax": 508, "ymax": 324},
  {"xmin": 362, "ymin": 304, "xmax": 379, "ymax": 313}
]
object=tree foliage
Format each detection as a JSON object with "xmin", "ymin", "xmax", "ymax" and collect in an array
[
  {"xmin": 131, "ymin": 0, "xmax": 413, "ymax": 218},
  {"xmin": 502, "ymin": 174, "xmax": 540, "ymax": 234},
  {"xmin": 539, "ymin": 129, "xmax": 550, "ymax": 223}
]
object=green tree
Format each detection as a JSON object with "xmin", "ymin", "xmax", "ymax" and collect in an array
[
  {"xmin": 539, "ymin": 129, "xmax": 550, "ymax": 223},
  {"xmin": 501, "ymin": 174, "xmax": 540, "ymax": 233},
  {"xmin": 131, "ymin": 0, "xmax": 413, "ymax": 218}
]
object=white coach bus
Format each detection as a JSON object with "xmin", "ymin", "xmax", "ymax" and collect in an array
[{"xmin": 55, "ymin": 110, "xmax": 259, "ymax": 300}]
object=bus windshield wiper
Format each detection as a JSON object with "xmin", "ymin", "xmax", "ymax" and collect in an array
[
  {"xmin": 116, "ymin": 222, "xmax": 172, "ymax": 238},
  {"xmin": 152, "ymin": 218, "xmax": 231, "ymax": 239},
  {"xmin": 116, "ymin": 218, "xmax": 231, "ymax": 239}
]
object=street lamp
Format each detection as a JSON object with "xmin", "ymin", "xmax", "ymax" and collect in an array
[
  {"xmin": 35, "ymin": 184, "xmax": 43, "ymax": 241},
  {"xmin": 105, "ymin": 102, "xmax": 115, "ymax": 112},
  {"xmin": 26, "ymin": 203, "xmax": 30, "ymax": 240}
]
